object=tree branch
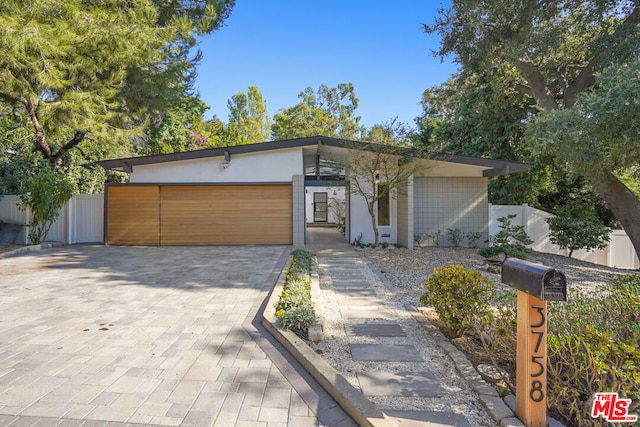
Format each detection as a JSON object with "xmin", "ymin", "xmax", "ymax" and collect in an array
[
  {"xmin": 564, "ymin": 5, "xmax": 640, "ymax": 107},
  {"xmin": 20, "ymin": 97, "xmax": 53, "ymax": 160},
  {"xmin": 517, "ymin": 59, "xmax": 559, "ymax": 111}
]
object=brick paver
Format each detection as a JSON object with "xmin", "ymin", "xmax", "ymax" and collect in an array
[{"xmin": 0, "ymin": 245, "xmax": 355, "ymax": 426}]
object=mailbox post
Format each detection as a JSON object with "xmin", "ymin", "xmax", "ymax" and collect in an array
[{"xmin": 502, "ymin": 259, "xmax": 567, "ymax": 427}]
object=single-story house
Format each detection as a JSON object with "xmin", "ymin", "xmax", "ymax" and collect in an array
[{"xmin": 96, "ymin": 136, "xmax": 530, "ymax": 248}]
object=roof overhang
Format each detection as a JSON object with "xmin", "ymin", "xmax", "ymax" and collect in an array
[{"xmin": 96, "ymin": 135, "xmax": 531, "ymax": 177}]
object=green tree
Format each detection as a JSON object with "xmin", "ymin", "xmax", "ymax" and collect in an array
[
  {"xmin": 0, "ymin": 0, "xmax": 234, "ymax": 171},
  {"xmin": 426, "ymin": 0, "xmax": 640, "ymax": 259},
  {"xmin": 416, "ymin": 66, "xmax": 545, "ymax": 205},
  {"xmin": 143, "ymin": 98, "xmax": 210, "ymax": 155},
  {"xmin": 226, "ymin": 86, "xmax": 271, "ymax": 145},
  {"xmin": 546, "ymin": 204, "xmax": 611, "ymax": 258},
  {"xmin": 272, "ymin": 83, "xmax": 361, "ymax": 140},
  {"xmin": 341, "ymin": 122, "xmax": 426, "ymax": 246},
  {"xmin": 18, "ymin": 170, "xmax": 74, "ymax": 244}
]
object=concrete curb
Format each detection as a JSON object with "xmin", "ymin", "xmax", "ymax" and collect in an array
[
  {"xmin": 261, "ymin": 255, "xmax": 398, "ymax": 427},
  {"xmin": 0, "ymin": 242, "xmax": 65, "ymax": 259}
]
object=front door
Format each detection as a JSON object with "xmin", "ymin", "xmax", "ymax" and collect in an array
[{"xmin": 313, "ymin": 192, "xmax": 328, "ymax": 222}]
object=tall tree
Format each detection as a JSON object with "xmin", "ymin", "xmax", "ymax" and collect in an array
[
  {"xmin": 0, "ymin": 0, "xmax": 234, "ymax": 170},
  {"xmin": 272, "ymin": 83, "xmax": 361, "ymax": 140},
  {"xmin": 416, "ymin": 66, "xmax": 544, "ymax": 205},
  {"xmin": 426, "ymin": 0, "xmax": 640, "ymax": 258},
  {"xmin": 226, "ymin": 86, "xmax": 271, "ymax": 145}
]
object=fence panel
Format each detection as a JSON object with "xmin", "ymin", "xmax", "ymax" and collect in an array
[
  {"xmin": 71, "ymin": 194, "xmax": 104, "ymax": 243},
  {"xmin": 1, "ymin": 194, "xmax": 104, "ymax": 245},
  {"xmin": 609, "ymin": 230, "xmax": 640, "ymax": 269},
  {"xmin": 490, "ymin": 204, "xmax": 639, "ymax": 269},
  {"xmin": 0, "ymin": 196, "xmax": 29, "ymax": 244}
]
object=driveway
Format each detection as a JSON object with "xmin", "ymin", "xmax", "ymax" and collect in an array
[{"xmin": 0, "ymin": 245, "xmax": 354, "ymax": 426}]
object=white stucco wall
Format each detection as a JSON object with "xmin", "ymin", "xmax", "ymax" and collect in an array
[
  {"xmin": 349, "ymin": 181, "xmax": 397, "ymax": 245},
  {"xmin": 305, "ymin": 186, "xmax": 346, "ymax": 224},
  {"xmin": 129, "ymin": 148, "xmax": 303, "ymax": 183}
]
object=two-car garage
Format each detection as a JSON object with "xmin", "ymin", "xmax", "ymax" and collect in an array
[{"xmin": 106, "ymin": 184, "xmax": 293, "ymax": 246}]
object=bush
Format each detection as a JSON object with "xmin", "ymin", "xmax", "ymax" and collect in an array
[
  {"xmin": 546, "ymin": 275, "xmax": 640, "ymax": 426},
  {"xmin": 446, "ymin": 228, "xmax": 462, "ymax": 247},
  {"xmin": 546, "ymin": 205, "xmax": 611, "ymax": 257},
  {"xmin": 420, "ymin": 264, "xmax": 496, "ymax": 337},
  {"xmin": 275, "ymin": 249, "xmax": 317, "ymax": 333},
  {"xmin": 18, "ymin": 170, "xmax": 74, "ymax": 244},
  {"xmin": 465, "ymin": 231, "xmax": 482, "ymax": 248},
  {"xmin": 479, "ymin": 214, "xmax": 533, "ymax": 260},
  {"xmin": 278, "ymin": 304, "xmax": 317, "ymax": 331}
]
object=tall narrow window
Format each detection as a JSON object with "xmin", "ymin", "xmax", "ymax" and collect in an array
[{"xmin": 377, "ymin": 183, "xmax": 390, "ymax": 226}]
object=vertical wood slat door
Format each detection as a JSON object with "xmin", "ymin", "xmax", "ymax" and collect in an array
[
  {"xmin": 160, "ymin": 185, "xmax": 293, "ymax": 245},
  {"xmin": 106, "ymin": 185, "xmax": 159, "ymax": 245}
]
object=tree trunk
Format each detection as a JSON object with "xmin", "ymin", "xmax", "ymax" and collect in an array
[
  {"xmin": 367, "ymin": 202, "xmax": 379, "ymax": 246},
  {"xmin": 588, "ymin": 170, "xmax": 640, "ymax": 261}
]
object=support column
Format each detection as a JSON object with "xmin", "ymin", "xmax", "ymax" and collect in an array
[{"xmin": 292, "ymin": 175, "xmax": 305, "ymax": 246}]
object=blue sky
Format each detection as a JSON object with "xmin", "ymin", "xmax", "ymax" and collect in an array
[{"xmin": 194, "ymin": 1, "xmax": 457, "ymax": 129}]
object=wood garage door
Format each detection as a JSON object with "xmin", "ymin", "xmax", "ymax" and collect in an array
[
  {"xmin": 106, "ymin": 185, "xmax": 160, "ymax": 246},
  {"xmin": 106, "ymin": 184, "xmax": 292, "ymax": 245}
]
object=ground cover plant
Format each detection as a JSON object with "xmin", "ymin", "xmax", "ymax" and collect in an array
[
  {"xmin": 440, "ymin": 271, "xmax": 640, "ymax": 426},
  {"xmin": 275, "ymin": 249, "xmax": 317, "ymax": 336}
]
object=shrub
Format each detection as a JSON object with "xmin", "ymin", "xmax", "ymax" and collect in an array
[
  {"xmin": 18, "ymin": 170, "xmax": 74, "ymax": 244},
  {"xmin": 275, "ymin": 249, "xmax": 317, "ymax": 334},
  {"xmin": 446, "ymin": 228, "xmax": 462, "ymax": 247},
  {"xmin": 428, "ymin": 229, "xmax": 442, "ymax": 246},
  {"xmin": 546, "ymin": 205, "xmax": 611, "ymax": 257},
  {"xmin": 421, "ymin": 264, "xmax": 496, "ymax": 337},
  {"xmin": 465, "ymin": 231, "xmax": 482, "ymax": 248},
  {"xmin": 546, "ymin": 274, "xmax": 640, "ymax": 426},
  {"xmin": 278, "ymin": 304, "xmax": 317, "ymax": 331},
  {"xmin": 479, "ymin": 214, "xmax": 533, "ymax": 260}
]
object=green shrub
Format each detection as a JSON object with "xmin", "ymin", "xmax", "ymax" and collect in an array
[
  {"xmin": 546, "ymin": 274, "xmax": 640, "ymax": 426},
  {"xmin": 421, "ymin": 264, "xmax": 496, "ymax": 337},
  {"xmin": 465, "ymin": 231, "xmax": 482, "ymax": 248},
  {"xmin": 428, "ymin": 229, "xmax": 442, "ymax": 246},
  {"xmin": 275, "ymin": 249, "xmax": 317, "ymax": 334},
  {"xmin": 18, "ymin": 170, "xmax": 74, "ymax": 244},
  {"xmin": 446, "ymin": 228, "xmax": 462, "ymax": 247},
  {"xmin": 479, "ymin": 214, "xmax": 533, "ymax": 260},
  {"xmin": 546, "ymin": 205, "xmax": 611, "ymax": 257},
  {"xmin": 278, "ymin": 304, "xmax": 317, "ymax": 331}
]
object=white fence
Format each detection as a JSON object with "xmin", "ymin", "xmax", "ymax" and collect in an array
[
  {"xmin": 0, "ymin": 194, "xmax": 104, "ymax": 245},
  {"xmin": 490, "ymin": 204, "xmax": 639, "ymax": 270},
  {"xmin": 2, "ymin": 196, "xmax": 638, "ymax": 269}
]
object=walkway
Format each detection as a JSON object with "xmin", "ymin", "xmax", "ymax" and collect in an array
[
  {"xmin": 305, "ymin": 228, "xmax": 497, "ymax": 427},
  {"xmin": 0, "ymin": 245, "xmax": 355, "ymax": 426}
]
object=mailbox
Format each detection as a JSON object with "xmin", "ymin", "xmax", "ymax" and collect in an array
[{"xmin": 502, "ymin": 258, "xmax": 567, "ymax": 302}]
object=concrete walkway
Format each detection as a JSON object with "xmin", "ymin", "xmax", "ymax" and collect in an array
[
  {"xmin": 305, "ymin": 229, "xmax": 501, "ymax": 427},
  {"xmin": 0, "ymin": 245, "xmax": 356, "ymax": 426}
]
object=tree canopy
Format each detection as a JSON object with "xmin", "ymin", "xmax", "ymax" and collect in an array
[
  {"xmin": 272, "ymin": 83, "xmax": 362, "ymax": 140},
  {"xmin": 0, "ymin": 0, "xmax": 234, "ymax": 170},
  {"xmin": 426, "ymin": 0, "xmax": 640, "ymax": 258}
]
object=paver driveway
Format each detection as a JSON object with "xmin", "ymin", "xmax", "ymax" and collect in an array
[{"xmin": 0, "ymin": 245, "xmax": 354, "ymax": 426}]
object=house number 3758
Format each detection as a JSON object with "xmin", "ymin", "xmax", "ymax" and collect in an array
[{"xmin": 529, "ymin": 305, "xmax": 545, "ymax": 402}]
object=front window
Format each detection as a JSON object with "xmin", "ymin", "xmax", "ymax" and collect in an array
[{"xmin": 377, "ymin": 183, "xmax": 390, "ymax": 226}]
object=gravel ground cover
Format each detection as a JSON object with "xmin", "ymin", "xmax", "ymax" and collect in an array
[
  {"xmin": 360, "ymin": 246, "xmax": 637, "ymax": 308},
  {"xmin": 311, "ymin": 246, "xmax": 638, "ymax": 425}
]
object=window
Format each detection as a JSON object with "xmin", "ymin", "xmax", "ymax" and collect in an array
[{"xmin": 377, "ymin": 183, "xmax": 390, "ymax": 226}]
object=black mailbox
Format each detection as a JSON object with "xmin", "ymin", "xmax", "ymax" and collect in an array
[{"xmin": 502, "ymin": 258, "xmax": 567, "ymax": 301}]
